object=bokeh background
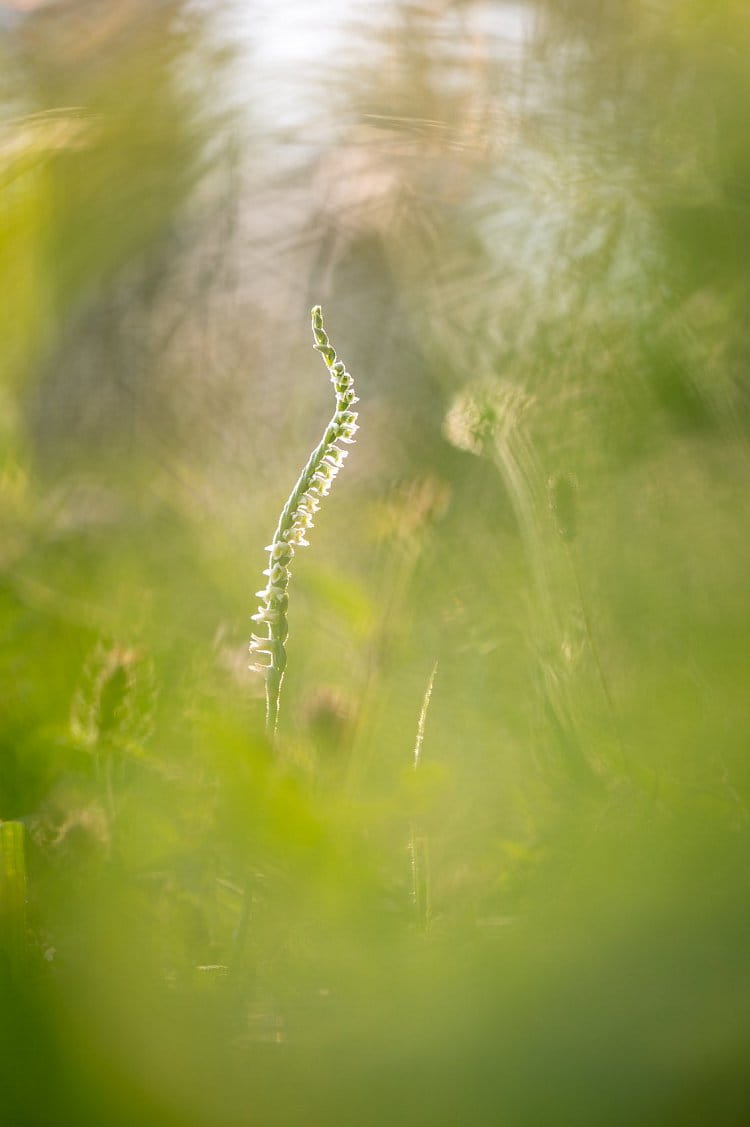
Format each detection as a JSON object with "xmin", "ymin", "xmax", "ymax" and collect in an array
[{"xmin": 2, "ymin": 1, "xmax": 750, "ymax": 1123}]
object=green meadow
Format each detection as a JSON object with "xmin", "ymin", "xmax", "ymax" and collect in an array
[{"xmin": 2, "ymin": 2, "xmax": 750, "ymax": 1123}]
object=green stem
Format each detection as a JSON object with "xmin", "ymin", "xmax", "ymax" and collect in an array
[{"xmin": 251, "ymin": 306, "xmax": 359, "ymax": 739}]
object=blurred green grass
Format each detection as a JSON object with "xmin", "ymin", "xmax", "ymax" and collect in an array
[{"xmin": 2, "ymin": 1, "xmax": 750, "ymax": 1123}]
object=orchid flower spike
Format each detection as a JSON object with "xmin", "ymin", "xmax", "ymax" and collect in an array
[{"xmin": 250, "ymin": 306, "xmax": 359, "ymax": 736}]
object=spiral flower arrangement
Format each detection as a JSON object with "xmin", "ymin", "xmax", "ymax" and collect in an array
[{"xmin": 250, "ymin": 306, "xmax": 359, "ymax": 735}]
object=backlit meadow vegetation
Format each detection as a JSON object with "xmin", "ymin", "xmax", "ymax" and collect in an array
[{"xmin": 2, "ymin": 2, "xmax": 750, "ymax": 1123}]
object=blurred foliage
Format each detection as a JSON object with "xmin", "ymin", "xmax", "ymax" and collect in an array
[{"xmin": 2, "ymin": 0, "xmax": 750, "ymax": 1123}]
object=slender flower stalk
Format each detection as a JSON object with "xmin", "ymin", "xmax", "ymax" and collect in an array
[
  {"xmin": 410, "ymin": 662, "xmax": 437, "ymax": 932},
  {"xmin": 250, "ymin": 306, "xmax": 359, "ymax": 736}
]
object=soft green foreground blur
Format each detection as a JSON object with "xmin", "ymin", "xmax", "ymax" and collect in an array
[{"xmin": 2, "ymin": 1, "xmax": 750, "ymax": 1124}]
